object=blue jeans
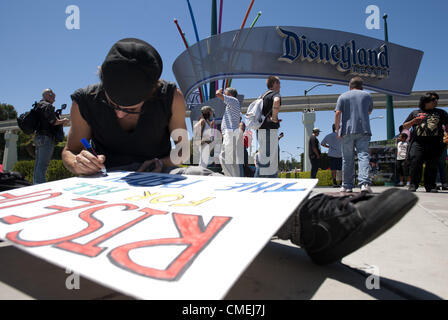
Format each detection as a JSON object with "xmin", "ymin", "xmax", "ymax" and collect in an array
[
  {"xmin": 341, "ymin": 133, "xmax": 371, "ymax": 189},
  {"xmin": 436, "ymin": 147, "xmax": 447, "ymax": 185},
  {"xmin": 33, "ymin": 134, "xmax": 55, "ymax": 184}
]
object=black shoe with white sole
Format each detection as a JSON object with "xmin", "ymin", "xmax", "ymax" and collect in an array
[{"xmin": 276, "ymin": 188, "xmax": 418, "ymax": 265}]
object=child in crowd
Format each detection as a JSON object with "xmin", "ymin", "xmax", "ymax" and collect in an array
[{"xmin": 396, "ymin": 133, "xmax": 411, "ymax": 186}]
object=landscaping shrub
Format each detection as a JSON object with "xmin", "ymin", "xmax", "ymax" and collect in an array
[{"xmin": 12, "ymin": 159, "xmax": 74, "ymax": 183}]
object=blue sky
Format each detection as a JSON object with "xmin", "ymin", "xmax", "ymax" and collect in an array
[{"xmin": 1, "ymin": 0, "xmax": 447, "ymax": 161}]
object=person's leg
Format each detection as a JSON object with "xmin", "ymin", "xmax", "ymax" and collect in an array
[
  {"xmin": 258, "ymin": 129, "xmax": 278, "ymax": 177},
  {"xmin": 341, "ymin": 135, "xmax": 355, "ymax": 190},
  {"xmin": 335, "ymin": 157, "xmax": 342, "ymax": 186},
  {"xmin": 424, "ymin": 144, "xmax": 443, "ymax": 192},
  {"xmin": 310, "ymin": 158, "xmax": 319, "ymax": 179},
  {"xmin": 219, "ymin": 131, "xmax": 243, "ymax": 177},
  {"xmin": 275, "ymin": 187, "xmax": 418, "ymax": 265},
  {"xmin": 199, "ymin": 143, "xmax": 210, "ymax": 168},
  {"xmin": 396, "ymin": 160, "xmax": 404, "ymax": 185},
  {"xmin": 355, "ymin": 134, "xmax": 371, "ymax": 188},
  {"xmin": 33, "ymin": 135, "xmax": 54, "ymax": 184},
  {"xmin": 408, "ymin": 142, "xmax": 424, "ymax": 191},
  {"xmin": 328, "ymin": 157, "xmax": 337, "ymax": 186},
  {"xmin": 437, "ymin": 147, "xmax": 447, "ymax": 189}
]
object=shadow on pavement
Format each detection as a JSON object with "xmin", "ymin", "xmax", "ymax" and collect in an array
[
  {"xmin": 225, "ymin": 241, "xmax": 443, "ymax": 300},
  {"xmin": 0, "ymin": 245, "xmax": 133, "ymax": 300},
  {"xmin": 0, "ymin": 241, "xmax": 442, "ymax": 300}
]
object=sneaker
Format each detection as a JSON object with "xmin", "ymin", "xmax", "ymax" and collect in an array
[
  {"xmin": 290, "ymin": 188, "xmax": 417, "ymax": 265},
  {"xmin": 408, "ymin": 185, "xmax": 417, "ymax": 192},
  {"xmin": 441, "ymin": 184, "xmax": 448, "ymax": 191},
  {"xmin": 398, "ymin": 182, "xmax": 404, "ymax": 186},
  {"xmin": 360, "ymin": 184, "xmax": 373, "ymax": 193},
  {"xmin": 339, "ymin": 186, "xmax": 353, "ymax": 193}
]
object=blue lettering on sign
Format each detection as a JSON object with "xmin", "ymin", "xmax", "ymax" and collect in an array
[
  {"xmin": 276, "ymin": 27, "xmax": 390, "ymax": 79},
  {"xmin": 64, "ymin": 183, "xmax": 129, "ymax": 196},
  {"xmin": 216, "ymin": 182, "xmax": 306, "ymax": 193}
]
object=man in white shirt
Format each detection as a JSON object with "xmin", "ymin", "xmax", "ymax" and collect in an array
[{"xmin": 216, "ymin": 88, "xmax": 244, "ymax": 177}]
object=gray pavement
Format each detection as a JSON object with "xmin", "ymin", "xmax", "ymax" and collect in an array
[{"xmin": 0, "ymin": 186, "xmax": 446, "ymax": 300}]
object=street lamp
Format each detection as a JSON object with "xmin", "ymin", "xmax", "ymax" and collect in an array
[
  {"xmin": 282, "ymin": 150, "xmax": 293, "ymax": 159},
  {"xmin": 302, "ymin": 83, "xmax": 332, "ymax": 173},
  {"xmin": 383, "ymin": 13, "xmax": 395, "ymax": 139},
  {"xmin": 304, "ymin": 83, "xmax": 333, "ymax": 96}
]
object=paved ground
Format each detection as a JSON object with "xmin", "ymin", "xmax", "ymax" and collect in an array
[{"xmin": 0, "ymin": 186, "xmax": 446, "ymax": 300}]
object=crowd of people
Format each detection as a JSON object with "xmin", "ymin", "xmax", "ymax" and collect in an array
[{"xmin": 192, "ymin": 72, "xmax": 448, "ymax": 194}]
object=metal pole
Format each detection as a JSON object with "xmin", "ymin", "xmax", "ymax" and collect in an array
[
  {"xmin": 210, "ymin": 0, "xmax": 217, "ymax": 99},
  {"xmin": 383, "ymin": 14, "xmax": 395, "ymax": 140}
]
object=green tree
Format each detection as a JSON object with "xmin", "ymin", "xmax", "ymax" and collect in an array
[
  {"xmin": 0, "ymin": 103, "xmax": 19, "ymax": 162},
  {"xmin": 0, "ymin": 103, "xmax": 17, "ymax": 121}
]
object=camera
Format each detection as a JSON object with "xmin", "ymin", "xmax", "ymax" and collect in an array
[{"xmin": 55, "ymin": 103, "xmax": 67, "ymax": 117}]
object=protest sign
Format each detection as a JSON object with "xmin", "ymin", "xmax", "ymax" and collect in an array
[{"xmin": 0, "ymin": 171, "xmax": 316, "ymax": 299}]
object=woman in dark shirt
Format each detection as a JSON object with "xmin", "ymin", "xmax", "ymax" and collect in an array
[
  {"xmin": 403, "ymin": 92, "xmax": 448, "ymax": 192},
  {"xmin": 62, "ymin": 38, "xmax": 188, "ymax": 175}
]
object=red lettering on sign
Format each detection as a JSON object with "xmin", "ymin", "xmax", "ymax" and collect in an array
[
  {"xmin": 6, "ymin": 203, "xmax": 137, "ymax": 247},
  {"xmin": 108, "ymin": 213, "xmax": 231, "ymax": 281},
  {"xmin": 56, "ymin": 207, "xmax": 168, "ymax": 257},
  {"xmin": 0, "ymin": 189, "xmax": 61, "ymax": 211},
  {"xmin": 1, "ymin": 197, "xmax": 104, "ymax": 225}
]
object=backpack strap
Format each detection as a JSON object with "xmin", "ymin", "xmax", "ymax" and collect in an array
[{"xmin": 260, "ymin": 90, "xmax": 275, "ymax": 117}]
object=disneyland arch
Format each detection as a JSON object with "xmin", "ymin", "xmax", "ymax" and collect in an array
[{"xmin": 172, "ymin": 26, "xmax": 423, "ymax": 100}]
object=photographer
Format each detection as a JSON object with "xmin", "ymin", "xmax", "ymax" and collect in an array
[{"xmin": 33, "ymin": 89, "xmax": 70, "ymax": 184}]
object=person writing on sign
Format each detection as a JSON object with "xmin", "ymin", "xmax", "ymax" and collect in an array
[
  {"xmin": 62, "ymin": 38, "xmax": 418, "ymax": 267},
  {"xmin": 62, "ymin": 38, "xmax": 189, "ymax": 175}
]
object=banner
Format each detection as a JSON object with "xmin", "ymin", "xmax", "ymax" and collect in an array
[
  {"xmin": 173, "ymin": 26, "xmax": 423, "ymax": 99},
  {"xmin": 0, "ymin": 172, "xmax": 316, "ymax": 299}
]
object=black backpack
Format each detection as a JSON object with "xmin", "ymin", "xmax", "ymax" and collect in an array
[
  {"xmin": 17, "ymin": 102, "xmax": 40, "ymax": 134},
  {"xmin": 0, "ymin": 172, "xmax": 32, "ymax": 192}
]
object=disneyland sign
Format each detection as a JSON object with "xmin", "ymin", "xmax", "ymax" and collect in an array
[
  {"xmin": 277, "ymin": 27, "xmax": 390, "ymax": 79},
  {"xmin": 173, "ymin": 26, "xmax": 423, "ymax": 98}
]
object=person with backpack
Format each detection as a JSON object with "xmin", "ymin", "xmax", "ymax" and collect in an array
[
  {"xmin": 254, "ymin": 76, "xmax": 281, "ymax": 178},
  {"xmin": 33, "ymin": 89, "xmax": 70, "ymax": 184}
]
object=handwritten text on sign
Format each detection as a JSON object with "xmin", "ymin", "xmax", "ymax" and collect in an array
[{"xmin": 0, "ymin": 172, "xmax": 316, "ymax": 299}]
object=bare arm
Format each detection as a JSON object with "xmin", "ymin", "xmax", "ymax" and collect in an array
[
  {"xmin": 167, "ymin": 88, "xmax": 188, "ymax": 166},
  {"xmin": 403, "ymin": 118, "xmax": 421, "ymax": 130},
  {"xmin": 62, "ymin": 102, "xmax": 105, "ymax": 175},
  {"xmin": 140, "ymin": 88, "xmax": 188, "ymax": 171},
  {"xmin": 53, "ymin": 118, "xmax": 70, "ymax": 126},
  {"xmin": 335, "ymin": 110, "xmax": 342, "ymax": 137},
  {"xmin": 216, "ymin": 89, "xmax": 224, "ymax": 101},
  {"xmin": 271, "ymin": 97, "xmax": 281, "ymax": 121}
]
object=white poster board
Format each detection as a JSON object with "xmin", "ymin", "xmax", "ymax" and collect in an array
[{"xmin": 0, "ymin": 172, "xmax": 317, "ymax": 300}]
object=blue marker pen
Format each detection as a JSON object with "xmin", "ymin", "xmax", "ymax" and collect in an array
[{"xmin": 81, "ymin": 138, "xmax": 107, "ymax": 176}]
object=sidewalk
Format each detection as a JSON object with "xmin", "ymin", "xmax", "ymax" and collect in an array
[{"xmin": 0, "ymin": 186, "xmax": 446, "ymax": 300}]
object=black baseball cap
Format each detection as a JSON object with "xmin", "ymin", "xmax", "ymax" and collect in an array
[{"xmin": 101, "ymin": 38, "xmax": 163, "ymax": 106}]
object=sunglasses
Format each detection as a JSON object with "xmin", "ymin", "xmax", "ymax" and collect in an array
[{"xmin": 105, "ymin": 95, "xmax": 145, "ymax": 115}]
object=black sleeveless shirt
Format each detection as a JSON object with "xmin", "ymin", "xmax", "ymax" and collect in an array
[{"xmin": 70, "ymin": 81, "xmax": 176, "ymax": 169}]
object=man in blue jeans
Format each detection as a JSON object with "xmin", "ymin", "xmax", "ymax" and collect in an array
[
  {"xmin": 33, "ymin": 89, "xmax": 69, "ymax": 184},
  {"xmin": 335, "ymin": 77, "xmax": 373, "ymax": 193}
]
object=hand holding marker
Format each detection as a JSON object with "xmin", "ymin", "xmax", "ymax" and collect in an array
[{"xmin": 80, "ymin": 138, "xmax": 108, "ymax": 176}]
